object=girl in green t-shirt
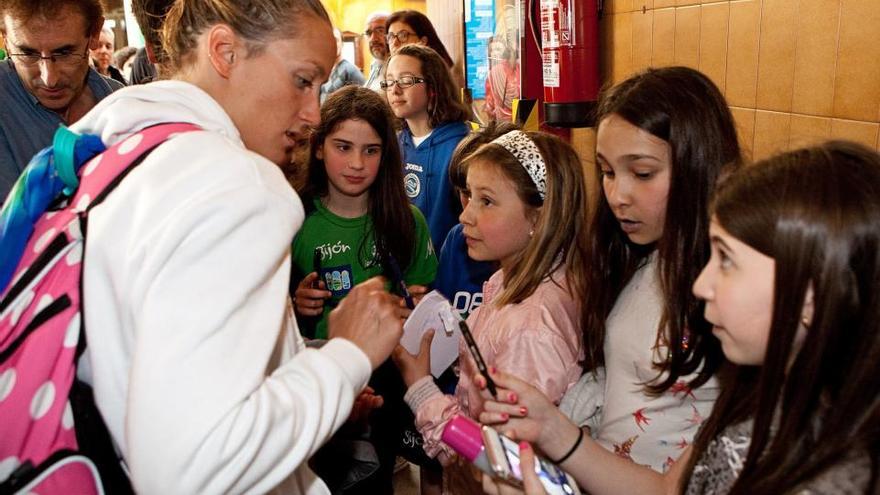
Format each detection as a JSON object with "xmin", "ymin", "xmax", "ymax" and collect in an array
[
  {"xmin": 291, "ymin": 85, "xmax": 439, "ymax": 492},
  {"xmin": 291, "ymin": 85, "xmax": 437, "ymax": 340}
]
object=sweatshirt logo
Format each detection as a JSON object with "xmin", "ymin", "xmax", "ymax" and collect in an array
[
  {"xmin": 405, "ymin": 163, "xmax": 424, "ymax": 172},
  {"xmin": 404, "ymin": 172, "xmax": 420, "ymax": 198}
]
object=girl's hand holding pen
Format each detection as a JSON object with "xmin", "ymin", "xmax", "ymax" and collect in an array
[
  {"xmin": 475, "ymin": 368, "xmax": 581, "ymax": 461},
  {"xmin": 294, "ymin": 272, "xmax": 332, "ymax": 316}
]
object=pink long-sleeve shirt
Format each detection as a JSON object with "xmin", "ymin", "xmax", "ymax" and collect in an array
[{"xmin": 404, "ymin": 267, "xmax": 585, "ymax": 462}]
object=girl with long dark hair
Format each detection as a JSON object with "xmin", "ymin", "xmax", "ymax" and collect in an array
[{"xmin": 292, "ymin": 85, "xmax": 437, "ymax": 338}]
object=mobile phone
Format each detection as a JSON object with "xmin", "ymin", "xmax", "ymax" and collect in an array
[
  {"xmin": 311, "ymin": 247, "xmax": 322, "ymax": 289},
  {"xmin": 481, "ymin": 426, "xmax": 512, "ymax": 479},
  {"xmin": 459, "ymin": 320, "xmax": 498, "ymax": 397},
  {"xmin": 482, "ymin": 428, "xmax": 582, "ymax": 495}
]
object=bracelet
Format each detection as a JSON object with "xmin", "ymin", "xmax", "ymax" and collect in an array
[{"xmin": 549, "ymin": 426, "xmax": 584, "ymax": 464}]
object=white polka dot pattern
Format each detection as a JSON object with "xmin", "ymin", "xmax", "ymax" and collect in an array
[
  {"xmin": 0, "ymin": 369, "xmax": 15, "ymax": 402},
  {"xmin": 29, "ymin": 382, "xmax": 55, "ymax": 420},
  {"xmin": 117, "ymin": 133, "xmax": 144, "ymax": 155},
  {"xmin": 33, "ymin": 228, "xmax": 57, "ymax": 254}
]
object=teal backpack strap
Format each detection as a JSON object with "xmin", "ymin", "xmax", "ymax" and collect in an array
[{"xmin": 52, "ymin": 126, "xmax": 81, "ymax": 196}]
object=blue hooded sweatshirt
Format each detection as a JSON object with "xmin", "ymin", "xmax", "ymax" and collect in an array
[{"xmin": 398, "ymin": 120, "xmax": 470, "ymax": 250}]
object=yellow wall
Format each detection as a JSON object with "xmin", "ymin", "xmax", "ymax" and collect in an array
[{"xmin": 597, "ymin": 0, "xmax": 880, "ymax": 162}]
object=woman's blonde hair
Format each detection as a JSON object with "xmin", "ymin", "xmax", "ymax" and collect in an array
[
  {"xmin": 161, "ymin": 0, "xmax": 330, "ymax": 73},
  {"xmin": 464, "ymin": 131, "xmax": 589, "ymax": 306}
]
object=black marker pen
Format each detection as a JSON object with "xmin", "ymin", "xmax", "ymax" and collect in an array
[{"xmin": 459, "ymin": 320, "xmax": 498, "ymax": 398}]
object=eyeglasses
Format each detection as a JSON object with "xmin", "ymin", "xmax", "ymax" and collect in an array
[
  {"xmin": 386, "ymin": 30, "xmax": 413, "ymax": 44},
  {"xmin": 365, "ymin": 27, "xmax": 386, "ymax": 37},
  {"xmin": 379, "ymin": 76, "xmax": 426, "ymax": 91},
  {"xmin": 6, "ymin": 43, "xmax": 89, "ymax": 68}
]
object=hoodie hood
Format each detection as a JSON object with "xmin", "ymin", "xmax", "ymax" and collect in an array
[
  {"xmin": 400, "ymin": 120, "xmax": 469, "ymax": 150},
  {"xmin": 71, "ymin": 80, "xmax": 241, "ymax": 149}
]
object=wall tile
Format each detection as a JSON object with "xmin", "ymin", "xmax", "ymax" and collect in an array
[
  {"xmin": 789, "ymin": 115, "xmax": 832, "ymax": 149},
  {"xmin": 730, "ymin": 107, "xmax": 756, "ymax": 161},
  {"xmin": 676, "ymin": 0, "xmax": 701, "ymax": 6},
  {"xmin": 612, "ymin": 12, "xmax": 635, "ymax": 83},
  {"xmin": 654, "ymin": 0, "xmax": 676, "ymax": 8},
  {"xmin": 791, "ymin": 0, "xmax": 840, "ymax": 117},
  {"xmin": 756, "ymin": 0, "xmax": 798, "ymax": 112},
  {"xmin": 674, "ymin": 6, "xmax": 701, "ymax": 68},
  {"xmin": 632, "ymin": 9, "xmax": 655, "ymax": 71},
  {"xmin": 609, "ymin": 0, "xmax": 634, "ymax": 14},
  {"xmin": 699, "ymin": 2, "xmax": 730, "ymax": 93},
  {"xmin": 634, "ymin": 0, "xmax": 654, "ymax": 10},
  {"xmin": 753, "ymin": 110, "xmax": 792, "ymax": 161},
  {"xmin": 572, "ymin": 127, "xmax": 599, "ymax": 217},
  {"xmin": 834, "ymin": 0, "xmax": 880, "ymax": 121},
  {"xmin": 725, "ymin": 0, "xmax": 761, "ymax": 108},
  {"xmin": 652, "ymin": 8, "xmax": 676, "ymax": 67},
  {"xmin": 830, "ymin": 119, "xmax": 880, "ymax": 148}
]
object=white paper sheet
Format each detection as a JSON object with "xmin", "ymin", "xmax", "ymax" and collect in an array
[{"xmin": 400, "ymin": 290, "xmax": 462, "ymax": 377}]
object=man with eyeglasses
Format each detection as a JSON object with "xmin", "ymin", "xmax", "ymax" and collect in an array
[
  {"xmin": 362, "ymin": 11, "xmax": 389, "ymax": 93},
  {"xmin": 0, "ymin": 0, "xmax": 123, "ymax": 201}
]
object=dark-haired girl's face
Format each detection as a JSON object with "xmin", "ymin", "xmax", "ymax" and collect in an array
[
  {"xmin": 597, "ymin": 114, "xmax": 671, "ymax": 245},
  {"xmin": 317, "ymin": 118, "xmax": 382, "ymax": 213},
  {"xmin": 693, "ymin": 219, "xmax": 775, "ymax": 365}
]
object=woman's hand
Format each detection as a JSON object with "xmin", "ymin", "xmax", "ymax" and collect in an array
[
  {"xmin": 391, "ymin": 329, "xmax": 434, "ymax": 387},
  {"xmin": 294, "ymin": 272, "xmax": 331, "ymax": 316},
  {"xmin": 481, "ymin": 441, "xmax": 547, "ymax": 495},
  {"xmin": 476, "ymin": 368, "xmax": 581, "ymax": 459}
]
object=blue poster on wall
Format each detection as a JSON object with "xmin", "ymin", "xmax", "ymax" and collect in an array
[{"xmin": 464, "ymin": 0, "xmax": 495, "ymax": 99}]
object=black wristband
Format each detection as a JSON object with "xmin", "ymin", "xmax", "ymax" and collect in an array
[{"xmin": 549, "ymin": 426, "xmax": 584, "ymax": 465}]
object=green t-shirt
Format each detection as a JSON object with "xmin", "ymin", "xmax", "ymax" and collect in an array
[{"xmin": 292, "ymin": 198, "xmax": 438, "ymax": 339}]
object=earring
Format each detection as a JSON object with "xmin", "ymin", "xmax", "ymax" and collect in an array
[
  {"xmin": 529, "ymin": 229, "xmax": 534, "ymax": 238},
  {"xmin": 801, "ymin": 316, "xmax": 810, "ymax": 327}
]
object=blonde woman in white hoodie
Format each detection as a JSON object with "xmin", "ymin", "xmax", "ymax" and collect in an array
[{"xmin": 68, "ymin": 0, "xmax": 409, "ymax": 493}]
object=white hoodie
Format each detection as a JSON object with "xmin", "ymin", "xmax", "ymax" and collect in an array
[{"xmin": 71, "ymin": 81, "xmax": 372, "ymax": 494}]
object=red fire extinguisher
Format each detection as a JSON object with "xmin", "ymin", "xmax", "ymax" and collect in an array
[{"xmin": 534, "ymin": 0, "xmax": 599, "ymax": 127}]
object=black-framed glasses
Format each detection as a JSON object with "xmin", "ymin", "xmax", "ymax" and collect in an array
[
  {"xmin": 365, "ymin": 27, "xmax": 386, "ymax": 37},
  {"xmin": 386, "ymin": 30, "xmax": 413, "ymax": 44},
  {"xmin": 6, "ymin": 42, "xmax": 89, "ymax": 68},
  {"xmin": 379, "ymin": 76, "xmax": 426, "ymax": 91}
]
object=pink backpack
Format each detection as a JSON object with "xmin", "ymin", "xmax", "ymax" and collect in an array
[{"xmin": 0, "ymin": 123, "xmax": 199, "ymax": 494}]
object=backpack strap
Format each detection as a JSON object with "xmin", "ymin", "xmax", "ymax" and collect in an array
[{"xmin": 70, "ymin": 123, "xmax": 201, "ymax": 215}]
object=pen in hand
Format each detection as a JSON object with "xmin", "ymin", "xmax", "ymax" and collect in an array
[
  {"xmin": 388, "ymin": 255, "xmax": 415, "ymax": 309},
  {"xmin": 458, "ymin": 320, "xmax": 498, "ymax": 398}
]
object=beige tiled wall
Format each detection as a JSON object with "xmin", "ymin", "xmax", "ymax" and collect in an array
[{"xmin": 595, "ymin": 0, "xmax": 880, "ymax": 162}]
